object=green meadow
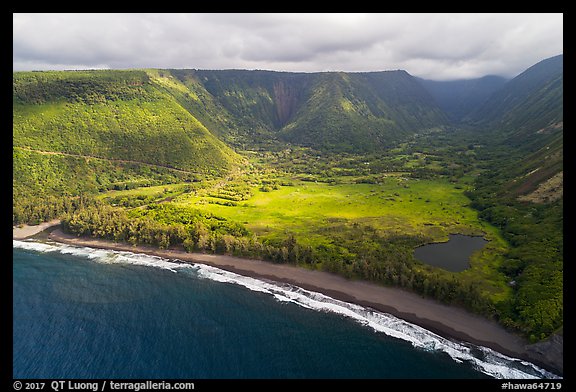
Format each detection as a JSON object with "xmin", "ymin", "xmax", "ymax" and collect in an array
[
  {"xmin": 173, "ymin": 176, "xmax": 484, "ymax": 244},
  {"xmin": 100, "ymin": 168, "xmax": 511, "ymax": 305}
]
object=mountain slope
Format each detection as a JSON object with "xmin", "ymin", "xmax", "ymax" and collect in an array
[
  {"xmin": 418, "ymin": 75, "xmax": 508, "ymax": 122},
  {"xmin": 13, "ymin": 70, "xmax": 242, "ymax": 198},
  {"xmin": 463, "ymin": 56, "xmax": 563, "ymax": 342},
  {"xmin": 469, "ymin": 54, "xmax": 563, "ymax": 140},
  {"xmin": 171, "ymin": 69, "xmax": 449, "ymax": 152},
  {"xmin": 279, "ymin": 71, "xmax": 449, "ymax": 152},
  {"xmin": 170, "ymin": 69, "xmax": 314, "ymax": 149},
  {"xmin": 468, "ymin": 55, "xmax": 563, "ymax": 200}
]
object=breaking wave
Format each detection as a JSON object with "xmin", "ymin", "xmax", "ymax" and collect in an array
[{"xmin": 13, "ymin": 239, "xmax": 560, "ymax": 379}]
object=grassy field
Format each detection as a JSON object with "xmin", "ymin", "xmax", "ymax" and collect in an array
[
  {"xmin": 99, "ymin": 166, "xmax": 499, "ymax": 247},
  {"xmin": 99, "ymin": 163, "xmax": 512, "ymax": 303},
  {"xmin": 170, "ymin": 175, "xmax": 484, "ymax": 242}
]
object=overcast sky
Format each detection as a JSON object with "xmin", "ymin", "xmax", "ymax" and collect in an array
[{"xmin": 13, "ymin": 13, "xmax": 563, "ymax": 81}]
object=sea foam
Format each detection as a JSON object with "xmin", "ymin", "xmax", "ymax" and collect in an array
[{"xmin": 13, "ymin": 239, "xmax": 560, "ymax": 379}]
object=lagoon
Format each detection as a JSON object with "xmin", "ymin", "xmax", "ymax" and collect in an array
[{"xmin": 414, "ymin": 234, "xmax": 487, "ymax": 272}]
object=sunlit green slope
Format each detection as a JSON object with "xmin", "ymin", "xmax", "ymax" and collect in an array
[{"xmin": 13, "ymin": 70, "xmax": 242, "ymax": 198}]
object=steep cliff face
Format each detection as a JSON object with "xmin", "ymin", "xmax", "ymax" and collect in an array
[
  {"xmin": 170, "ymin": 69, "xmax": 449, "ymax": 152},
  {"xmin": 272, "ymin": 78, "xmax": 302, "ymax": 127}
]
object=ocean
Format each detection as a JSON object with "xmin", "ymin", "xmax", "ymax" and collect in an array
[{"xmin": 13, "ymin": 240, "xmax": 558, "ymax": 379}]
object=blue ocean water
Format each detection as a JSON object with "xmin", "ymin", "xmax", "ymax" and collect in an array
[{"xmin": 13, "ymin": 241, "xmax": 557, "ymax": 379}]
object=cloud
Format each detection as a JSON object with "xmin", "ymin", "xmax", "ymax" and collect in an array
[{"xmin": 13, "ymin": 13, "xmax": 563, "ymax": 80}]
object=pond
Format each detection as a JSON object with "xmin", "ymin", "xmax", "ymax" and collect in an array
[{"xmin": 413, "ymin": 234, "xmax": 487, "ymax": 272}]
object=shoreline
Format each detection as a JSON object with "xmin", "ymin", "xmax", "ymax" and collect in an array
[
  {"xmin": 12, "ymin": 219, "xmax": 61, "ymax": 240},
  {"xmin": 13, "ymin": 225, "xmax": 562, "ymax": 376}
]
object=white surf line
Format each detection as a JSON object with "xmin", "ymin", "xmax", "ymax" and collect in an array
[{"xmin": 13, "ymin": 239, "xmax": 560, "ymax": 380}]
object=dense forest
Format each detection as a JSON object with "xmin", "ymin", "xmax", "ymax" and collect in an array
[{"xmin": 13, "ymin": 56, "xmax": 563, "ymax": 342}]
